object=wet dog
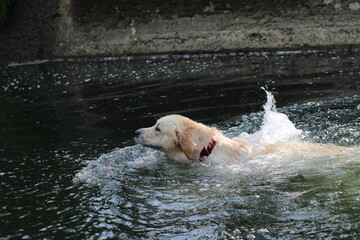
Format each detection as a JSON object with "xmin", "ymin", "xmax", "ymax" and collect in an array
[
  {"xmin": 135, "ymin": 114, "xmax": 252, "ymax": 162},
  {"xmin": 135, "ymin": 114, "xmax": 349, "ymax": 162}
]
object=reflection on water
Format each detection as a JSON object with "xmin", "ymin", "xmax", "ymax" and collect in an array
[{"xmin": 0, "ymin": 49, "xmax": 360, "ymax": 239}]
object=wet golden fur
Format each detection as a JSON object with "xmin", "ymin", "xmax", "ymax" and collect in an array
[{"xmin": 135, "ymin": 114, "xmax": 348, "ymax": 162}]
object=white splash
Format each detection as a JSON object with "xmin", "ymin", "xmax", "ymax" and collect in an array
[
  {"xmin": 73, "ymin": 145, "xmax": 163, "ymax": 188},
  {"xmin": 240, "ymin": 88, "xmax": 302, "ymax": 147}
]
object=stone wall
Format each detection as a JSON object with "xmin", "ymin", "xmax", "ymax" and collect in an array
[{"xmin": 2, "ymin": 0, "xmax": 360, "ymax": 63}]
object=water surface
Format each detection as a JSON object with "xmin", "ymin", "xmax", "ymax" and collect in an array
[{"xmin": 1, "ymin": 49, "xmax": 360, "ymax": 239}]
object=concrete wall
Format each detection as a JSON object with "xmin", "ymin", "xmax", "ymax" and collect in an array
[{"xmin": 2, "ymin": 0, "xmax": 360, "ymax": 63}]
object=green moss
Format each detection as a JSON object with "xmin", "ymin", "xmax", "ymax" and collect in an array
[{"xmin": 0, "ymin": 0, "xmax": 11, "ymax": 26}]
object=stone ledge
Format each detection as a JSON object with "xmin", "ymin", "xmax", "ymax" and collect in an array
[{"xmin": 52, "ymin": 11, "xmax": 360, "ymax": 58}]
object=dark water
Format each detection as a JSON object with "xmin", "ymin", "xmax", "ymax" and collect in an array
[{"xmin": 1, "ymin": 49, "xmax": 360, "ymax": 239}]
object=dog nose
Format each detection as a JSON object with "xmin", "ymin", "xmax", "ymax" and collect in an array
[{"xmin": 135, "ymin": 129, "xmax": 142, "ymax": 136}]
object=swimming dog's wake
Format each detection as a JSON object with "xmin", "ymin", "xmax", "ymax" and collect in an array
[{"xmin": 74, "ymin": 90, "xmax": 359, "ymax": 189}]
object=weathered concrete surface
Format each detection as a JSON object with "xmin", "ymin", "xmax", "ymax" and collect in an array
[
  {"xmin": 53, "ymin": 13, "xmax": 360, "ymax": 57},
  {"xmin": 2, "ymin": 0, "xmax": 360, "ymax": 63}
]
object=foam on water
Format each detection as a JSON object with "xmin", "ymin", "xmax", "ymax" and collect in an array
[
  {"xmin": 73, "ymin": 92, "xmax": 360, "ymax": 240},
  {"xmin": 74, "ymin": 145, "xmax": 163, "ymax": 189},
  {"xmin": 74, "ymin": 91, "xmax": 360, "ymax": 190}
]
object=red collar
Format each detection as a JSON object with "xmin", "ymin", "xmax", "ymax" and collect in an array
[{"xmin": 199, "ymin": 138, "xmax": 217, "ymax": 161}]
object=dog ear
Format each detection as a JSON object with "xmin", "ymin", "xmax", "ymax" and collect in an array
[{"xmin": 176, "ymin": 130, "xmax": 199, "ymax": 161}]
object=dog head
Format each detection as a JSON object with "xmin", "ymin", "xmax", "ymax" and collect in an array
[{"xmin": 135, "ymin": 115, "xmax": 201, "ymax": 161}]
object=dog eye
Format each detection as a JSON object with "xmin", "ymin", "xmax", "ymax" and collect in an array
[{"xmin": 155, "ymin": 126, "xmax": 161, "ymax": 132}]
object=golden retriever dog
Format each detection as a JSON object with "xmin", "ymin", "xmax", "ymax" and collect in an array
[
  {"xmin": 135, "ymin": 114, "xmax": 350, "ymax": 162},
  {"xmin": 135, "ymin": 114, "xmax": 252, "ymax": 162}
]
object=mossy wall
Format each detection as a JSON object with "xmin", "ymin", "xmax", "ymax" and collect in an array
[
  {"xmin": 0, "ymin": 0, "xmax": 11, "ymax": 26},
  {"xmin": 0, "ymin": 0, "xmax": 59, "ymax": 63}
]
